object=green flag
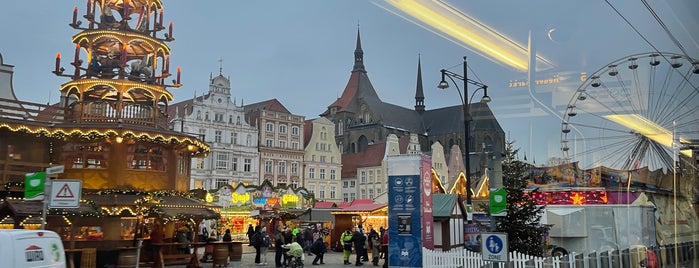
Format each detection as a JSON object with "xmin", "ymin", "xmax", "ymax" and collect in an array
[
  {"xmin": 24, "ymin": 172, "xmax": 46, "ymax": 201},
  {"xmin": 490, "ymin": 188, "xmax": 507, "ymax": 215}
]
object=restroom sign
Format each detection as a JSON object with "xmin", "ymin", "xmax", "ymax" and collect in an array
[{"xmin": 49, "ymin": 180, "xmax": 82, "ymax": 208}]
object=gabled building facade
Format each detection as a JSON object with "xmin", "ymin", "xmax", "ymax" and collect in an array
[
  {"xmin": 303, "ymin": 117, "xmax": 342, "ymax": 203},
  {"xmin": 244, "ymin": 99, "xmax": 305, "ymax": 188},
  {"xmin": 169, "ymin": 71, "xmax": 260, "ymax": 189}
]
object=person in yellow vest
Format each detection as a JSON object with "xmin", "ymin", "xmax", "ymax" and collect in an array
[{"xmin": 340, "ymin": 228, "xmax": 353, "ymax": 265}]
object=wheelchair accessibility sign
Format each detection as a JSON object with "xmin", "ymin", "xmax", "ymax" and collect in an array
[{"xmin": 481, "ymin": 233, "xmax": 508, "ymax": 262}]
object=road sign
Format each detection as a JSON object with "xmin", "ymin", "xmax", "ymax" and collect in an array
[
  {"xmin": 45, "ymin": 165, "xmax": 65, "ymax": 175},
  {"xmin": 481, "ymin": 232, "xmax": 508, "ymax": 262},
  {"xmin": 49, "ymin": 180, "xmax": 82, "ymax": 208}
]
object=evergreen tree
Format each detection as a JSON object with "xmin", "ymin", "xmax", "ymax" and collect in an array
[{"xmin": 494, "ymin": 140, "xmax": 549, "ymax": 257}]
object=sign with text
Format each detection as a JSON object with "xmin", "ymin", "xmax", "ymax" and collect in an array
[
  {"xmin": 481, "ymin": 232, "xmax": 508, "ymax": 262},
  {"xmin": 49, "ymin": 180, "xmax": 82, "ymax": 208},
  {"xmin": 387, "ymin": 154, "xmax": 433, "ymax": 268}
]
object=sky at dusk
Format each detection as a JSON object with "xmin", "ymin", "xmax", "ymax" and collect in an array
[{"xmin": 1, "ymin": 1, "xmax": 697, "ymax": 166}]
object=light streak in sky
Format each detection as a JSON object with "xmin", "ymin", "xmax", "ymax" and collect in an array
[{"xmin": 378, "ymin": 0, "xmax": 554, "ymax": 72}]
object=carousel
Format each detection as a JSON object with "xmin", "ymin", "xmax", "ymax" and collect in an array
[{"xmin": 0, "ymin": 0, "xmax": 218, "ymax": 266}]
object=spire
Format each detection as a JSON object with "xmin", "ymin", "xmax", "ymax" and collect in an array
[
  {"xmin": 218, "ymin": 57, "xmax": 223, "ymax": 75},
  {"xmin": 352, "ymin": 25, "xmax": 366, "ymax": 73},
  {"xmin": 415, "ymin": 54, "xmax": 425, "ymax": 113}
]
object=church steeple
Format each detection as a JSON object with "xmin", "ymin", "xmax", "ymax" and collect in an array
[
  {"xmin": 352, "ymin": 27, "xmax": 366, "ymax": 73},
  {"xmin": 415, "ymin": 54, "xmax": 425, "ymax": 113}
]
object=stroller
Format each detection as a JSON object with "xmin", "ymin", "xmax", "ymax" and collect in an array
[{"xmin": 282, "ymin": 242, "xmax": 304, "ymax": 268}]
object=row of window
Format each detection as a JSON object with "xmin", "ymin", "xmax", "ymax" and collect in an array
[
  {"xmin": 307, "ymin": 167, "xmax": 337, "ymax": 180},
  {"xmin": 307, "ymin": 184, "xmax": 337, "ymax": 199},
  {"xmin": 342, "ymin": 188, "xmax": 382, "ymax": 201},
  {"xmin": 263, "ymin": 160, "xmax": 301, "ymax": 175},
  {"xmin": 194, "ymin": 153, "xmax": 254, "ymax": 172},
  {"xmin": 196, "ymin": 111, "xmax": 244, "ymax": 125},
  {"xmin": 208, "ymin": 130, "xmax": 255, "ymax": 146},
  {"xmin": 265, "ymin": 123, "xmax": 300, "ymax": 135},
  {"xmin": 264, "ymin": 139, "xmax": 301, "ymax": 149}
]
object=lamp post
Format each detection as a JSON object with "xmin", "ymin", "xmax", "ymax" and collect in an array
[{"xmin": 438, "ymin": 56, "xmax": 491, "ymax": 216}]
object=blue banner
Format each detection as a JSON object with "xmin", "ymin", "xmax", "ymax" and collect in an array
[{"xmin": 387, "ymin": 174, "xmax": 422, "ymax": 267}]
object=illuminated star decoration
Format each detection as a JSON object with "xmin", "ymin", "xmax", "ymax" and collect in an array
[{"xmin": 570, "ymin": 192, "xmax": 585, "ymax": 205}]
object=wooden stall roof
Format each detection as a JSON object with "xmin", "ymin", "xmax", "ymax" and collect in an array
[
  {"xmin": 83, "ymin": 193, "xmax": 220, "ymax": 219},
  {"xmin": 0, "ymin": 199, "xmax": 100, "ymax": 217},
  {"xmin": 432, "ymin": 193, "xmax": 465, "ymax": 218}
]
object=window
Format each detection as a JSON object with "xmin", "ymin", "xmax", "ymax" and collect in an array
[
  {"xmin": 232, "ymin": 158, "xmax": 238, "ymax": 171},
  {"xmin": 308, "ymin": 168, "xmax": 315, "ymax": 179},
  {"xmin": 319, "ymin": 185, "xmax": 326, "ymax": 199},
  {"xmin": 291, "ymin": 162, "xmax": 298, "ymax": 175},
  {"xmin": 320, "ymin": 155, "xmax": 326, "ymax": 163},
  {"xmin": 216, "ymin": 179, "xmax": 228, "ymax": 189},
  {"xmin": 369, "ymin": 189, "xmax": 374, "ymax": 199},
  {"xmin": 330, "ymin": 169, "xmax": 336, "ymax": 180},
  {"xmin": 309, "ymin": 184, "xmax": 315, "ymax": 194},
  {"xmin": 215, "ymin": 131, "xmax": 222, "ymax": 143},
  {"xmin": 246, "ymin": 135, "xmax": 252, "ymax": 146},
  {"xmin": 205, "ymin": 112, "xmax": 209, "ymax": 120},
  {"xmin": 231, "ymin": 132, "xmax": 237, "ymax": 144},
  {"xmin": 266, "ymin": 123, "xmax": 274, "ymax": 132},
  {"xmin": 369, "ymin": 170, "xmax": 374, "ymax": 183},
  {"xmin": 360, "ymin": 171, "xmax": 366, "ymax": 183},
  {"xmin": 215, "ymin": 113, "xmax": 224, "ymax": 122},
  {"xmin": 279, "ymin": 140, "xmax": 286, "ymax": 148},
  {"xmin": 292, "ymin": 142, "xmax": 299, "ymax": 150},
  {"xmin": 330, "ymin": 186, "xmax": 336, "ymax": 199},
  {"xmin": 343, "ymin": 181, "xmax": 348, "ymax": 188},
  {"xmin": 266, "ymin": 139, "xmax": 273, "ymax": 147},
  {"xmin": 216, "ymin": 152, "xmax": 229, "ymax": 169},
  {"xmin": 196, "ymin": 159, "xmax": 204, "ymax": 169},
  {"xmin": 278, "ymin": 161, "xmax": 286, "ymax": 174},
  {"xmin": 291, "ymin": 126, "xmax": 299, "ymax": 135},
  {"xmin": 237, "ymin": 116, "xmax": 241, "ymax": 125},
  {"xmin": 350, "ymin": 181, "xmax": 355, "ymax": 187},
  {"xmin": 361, "ymin": 189, "xmax": 366, "ymax": 199},
  {"xmin": 196, "ymin": 110, "xmax": 201, "ymax": 120},
  {"xmin": 264, "ymin": 160, "xmax": 273, "ymax": 173},
  {"xmin": 229, "ymin": 115, "xmax": 233, "ymax": 123},
  {"xmin": 279, "ymin": 125, "xmax": 287, "ymax": 133},
  {"xmin": 350, "ymin": 193, "xmax": 356, "ymax": 201},
  {"xmin": 319, "ymin": 168, "xmax": 326, "ymax": 180},
  {"xmin": 244, "ymin": 159, "xmax": 252, "ymax": 172}
]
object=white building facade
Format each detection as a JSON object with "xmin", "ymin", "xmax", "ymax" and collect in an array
[
  {"xmin": 303, "ymin": 117, "xmax": 342, "ymax": 203},
  {"xmin": 169, "ymin": 72, "xmax": 260, "ymax": 190}
]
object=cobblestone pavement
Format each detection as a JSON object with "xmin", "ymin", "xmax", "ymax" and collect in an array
[{"xmin": 167, "ymin": 245, "xmax": 385, "ymax": 268}]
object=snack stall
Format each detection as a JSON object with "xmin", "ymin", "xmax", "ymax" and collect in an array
[{"xmin": 331, "ymin": 199, "xmax": 387, "ymax": 251}]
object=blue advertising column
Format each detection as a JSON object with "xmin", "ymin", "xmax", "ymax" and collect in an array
[{"xmin": 387, "ymin": 154, "xmax": 433, "ymax": 267}]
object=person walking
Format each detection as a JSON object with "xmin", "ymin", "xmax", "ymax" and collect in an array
[
  {"xmin": 252, "ymin": 226, "xmax": 263, "ymax": 265},
  {"xmin": 310, "ymin": 235, "xmax": 326, "ymax": 265},
  {"xmin": 150, "ymin": 220, "xmax": 164, "ymax": 263},
  {"xmin": 247, "ymin": 223, "xmax": 256, "ymax": 246},
  {"xmin": 381, "ymin": 230, "xmax": 388, "ymax": 268},
  {"xmin": 274, "ymin": 224, "xmax": 286, "ymax": 268},
  {"xmin": 352, "ymin": 228, "xmax": 366, "ymax": 266},
  {"xmin": 369, "ymin": 228, "xmax": 380, "ymax": 266},
  {"xmin": 304, "ymin": 227, "xmax": 314, "ymax": 255},
  {"xmin": 340, "ymin": 228, "xmax": 353, "ymax": 265},
  {"xmin": 260, "ymin": 227, "xmax": 271, "ymax": 266}
]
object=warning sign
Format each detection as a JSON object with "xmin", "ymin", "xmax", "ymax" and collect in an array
[{"xmin": 49, "ymin": 180, "xmax": 81, "ymax": 208}]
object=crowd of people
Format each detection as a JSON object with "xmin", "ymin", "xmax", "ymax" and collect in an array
[{"xmin": 159, "ymin": 220, "xmax": 391, "ymax": 268}]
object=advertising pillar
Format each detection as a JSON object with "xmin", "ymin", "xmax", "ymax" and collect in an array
[{"xmin": 387, "ymin": 154, "xmax": 433, "ymax": 267}]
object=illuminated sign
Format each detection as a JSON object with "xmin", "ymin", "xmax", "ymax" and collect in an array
[
  {"xmin": 508, "ymin": 75, "xmax": 561, "ymax": 88},
  {"xmin": 231, "ymin": 192, "xmax": 250, "ymax": 204},
  {"xmin": 282, "ymin": 194, "xmax": 298, "ymax": 208}
]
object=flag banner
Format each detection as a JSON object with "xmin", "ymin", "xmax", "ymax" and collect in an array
[{"xmin": 24, "ymin": 172, "xmax": 46, "ymax": 201}]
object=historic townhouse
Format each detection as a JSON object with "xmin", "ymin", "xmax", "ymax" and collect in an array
[
  {"xmin": 303, "ymin": 117, "xmax": 343, "ymax": 203},
  {"xmin": 244, "ymin": 99, "xmax": 305, "ymax": 187},
  {"xmin": 170, "ymin": 71, "xmax": 260, "ymax": 189}
]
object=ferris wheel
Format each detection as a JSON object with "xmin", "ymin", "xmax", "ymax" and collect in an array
[{"xmin": 560, "ymin": 52, "xmax": 699, "ymax": 171}]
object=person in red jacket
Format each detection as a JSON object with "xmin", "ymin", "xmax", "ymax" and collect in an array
[{"xmin": 381, "ymin": 230, "xmax": 388, "ymax": 268}]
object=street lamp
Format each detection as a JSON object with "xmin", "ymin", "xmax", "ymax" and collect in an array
[{"xmin": 438, "ymin": 56, "xmax": 491, "ymax": 212}]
